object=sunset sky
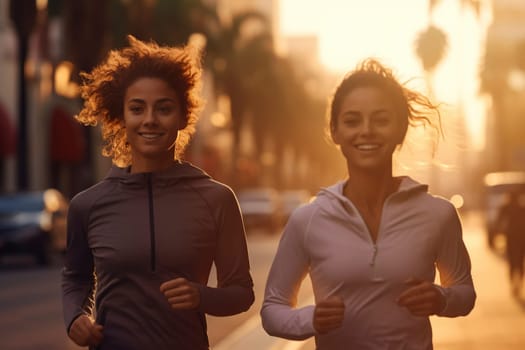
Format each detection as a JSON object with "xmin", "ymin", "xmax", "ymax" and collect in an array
[
  {"xmin": 278, "ymin": 0, "xmax": 491, "ymax": 151},
  {"xmin": 279, "ymin": 0, "xmax": 428, "ymax": 76}
]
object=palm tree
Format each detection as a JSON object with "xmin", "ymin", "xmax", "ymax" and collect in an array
[
  {"xmin": 414, "ymin": 24, "xmax": 448, "ymax": 97},
  {"xmin": 206, "ymin": 11, "xmax": 271, "ymax": 187},
  {"xmin": 415, "ymin": 0, "xmax": 482, "ymax": 92},
  {"xmin": 413, "ymin": 0, "xmax": 484, "ymax": 196}
]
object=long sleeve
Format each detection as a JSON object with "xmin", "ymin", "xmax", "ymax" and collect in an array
[
  {"xmin": 198, "ymin": 187, "xmax": 254, "ymax": 316},
  {"xmin": 260, "ymin": 209, "xmax": 316, "ymax": 340},
  {"xmin": 436, "ymin": 205, "xmax": 476, "ymax": 317},
  {"xmin": 61, "ymin": 196, "xmax": 96, "ymax": 332}
]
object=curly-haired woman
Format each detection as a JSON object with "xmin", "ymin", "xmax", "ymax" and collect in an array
[{"xmin": 61, "ymin": 36, "xmax": 254, "ymax": 350}]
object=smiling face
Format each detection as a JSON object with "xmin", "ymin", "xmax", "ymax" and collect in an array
[
  {"xmin": 123, "ymin": 77, "xmax": 184, "ymax": 173},
  {"xmin": 331, "ymin": 86, "xmax": 405, "ymax": 174}
]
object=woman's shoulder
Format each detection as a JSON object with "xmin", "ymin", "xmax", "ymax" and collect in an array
[
  {"xmin": 182, "ymin": 176, "xmax": 241, "ymax": 210},
  {"xmin": 398, "ymin": 177, "xmax": 455, "ymax": 209},
  {"xmin": 194, "ymin": 176, "xmax": 236, "ymax": 196},
  {"xmin": 424, "ymin": 192, "xmax": 457, "ymax": 211},
  {"xmin": 286, "ymin": 196, "xmax": 322, "ymax": 226},
  {"xmin": 69, "ymin": 178, "xmax": 117, "ymax": 210}
]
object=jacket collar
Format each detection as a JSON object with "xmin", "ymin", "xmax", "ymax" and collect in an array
[{"xmin": 106, "ymin": 161, "xmax": 210, "ymax": 187}]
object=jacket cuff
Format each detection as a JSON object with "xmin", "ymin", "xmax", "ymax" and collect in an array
[{"xmin": 434, "ymin": 284, "xmax": 449, "ymax": 315}]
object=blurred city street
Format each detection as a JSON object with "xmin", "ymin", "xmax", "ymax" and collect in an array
[{"xmin": 1, "ymin": 0, "xmax": 525, "ymax": 349}]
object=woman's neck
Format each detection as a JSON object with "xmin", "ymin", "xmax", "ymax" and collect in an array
[
  {"xmin": 343, "ymin": 171, "xmax": 400, "ymax": 210},
  {"xmin": 130, "ymin": 157, "xmax": 176, "ymax": 174}
]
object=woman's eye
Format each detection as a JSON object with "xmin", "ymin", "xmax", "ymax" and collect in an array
[
  {"xmin": 343, "ymin": 118, "xmax": 360, "ymax": 126},
  {"xmin": 158, "ymin": 106, "xmax": 173, "ymax": 114},
  {"xmin": 128, "ymin": 105, "xmax": 143, "ymax": 114},
  {"xmin": 374, "ymin": 116, "xmax": 391, "ymax": 126}
]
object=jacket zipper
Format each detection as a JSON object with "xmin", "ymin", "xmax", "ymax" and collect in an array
[
  {"xmin": 344, "ymin": 196, "xmax": 392, "ymax": 279},
  {"xmin": 147, "ymin": 173, "xmax": 156, "ymax": 272},
  {"xmin": 370, "ymin": 244, "xmax": 378, "ymax": 267}
]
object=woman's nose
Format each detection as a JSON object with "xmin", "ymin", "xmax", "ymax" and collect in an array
[
  {"xmin": 360, "ymin": 119, "xmax": 373, "ymax": 134},
  {"xmin": 143, "ymin": 108, "xmax": 158, "ymax": 125}
]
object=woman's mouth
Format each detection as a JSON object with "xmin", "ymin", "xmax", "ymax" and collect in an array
[
  {"xmin": 355, "ymin": 144, "xmax": 380, "ymax": 151},
  {"xmin": 139, "ymin": 132, "xmax": 164, "ymax": 140}
]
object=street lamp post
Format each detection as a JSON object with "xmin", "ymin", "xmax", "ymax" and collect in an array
[{"xmin": 9, "ymin": 0, "xmax": 37, "ymax": 191}]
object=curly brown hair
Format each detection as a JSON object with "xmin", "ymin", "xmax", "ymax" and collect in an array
[
  {"xmin": 76, "ymin": 35, "xmax": 203, "ymax": 166},
  {"xmin": 328, "ymin": 58, "xmax": 441, "ymax": 147}
]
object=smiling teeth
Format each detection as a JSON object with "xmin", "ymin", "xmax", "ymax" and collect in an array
[
  {"xmin": 141, "ymin": 134, "xmax": 161, "ymax": 139},
  {"xmin": 357, "ymin": 144, "xmax": 379, "ymax": 150}
]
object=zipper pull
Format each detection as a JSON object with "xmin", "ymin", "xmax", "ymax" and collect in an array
[{"xmin": 370, "ymin": 245, "xmax": 378, "ymax": 266}]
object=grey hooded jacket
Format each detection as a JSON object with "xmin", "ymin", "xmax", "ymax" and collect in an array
[{"xmin": 62, "ymin": 162, "xmax": 254, "ymax": 349}]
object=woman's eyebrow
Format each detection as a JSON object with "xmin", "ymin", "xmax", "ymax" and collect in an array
[
  {"xmin": 340, "ymin": 110, "xmax": 361, "ymax": 117},
  {"xmin": 341, "ymin": 107, "xmax": 390, "ymax": 117},
  {"xmin": 155, "ymin": 98, "xmax": 177, "ymax": 104},
  {"xmin": 125, "ymin": 97, "xmax": 177, "ymax": 104},
  {"xmin": 126, "ymin": 98, "xmax": 145, "ymax": 104}
]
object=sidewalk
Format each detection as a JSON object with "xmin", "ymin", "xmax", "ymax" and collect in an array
[{"xmin": 214, "ymin": 211, "xmax": 525, "ymax": 349}]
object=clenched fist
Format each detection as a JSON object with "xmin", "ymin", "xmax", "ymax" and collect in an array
[
  {"xmin": 397, "ymin": 278, "xmax": 445, "ymax": 317},
  {"xmin": 160, "ymin": 277, "xmax": 201, "ymax": 310},
  {"xmin": 313, "ymin": 295, "xmax": 345, "ymax": 334},
  {"xmin": 68, "ymin": 314, "xmax": 103, "ymax": 347}
]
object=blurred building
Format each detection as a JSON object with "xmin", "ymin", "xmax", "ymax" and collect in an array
[
  {"xmin": 0, "ymin": 0, "xmax": 18, "ymax": 192},
  {"xmin": 483, "ymin": 0, "xmax": 525, "ymax": 171}
]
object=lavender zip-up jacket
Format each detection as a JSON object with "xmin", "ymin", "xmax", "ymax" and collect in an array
[
  {"xmin": 261, "ymin": 176, "xmax": 475, "ymax": 350},
  {"xmin": 62, "ymin": 162, "xmax": 254, "ymax": 350}
]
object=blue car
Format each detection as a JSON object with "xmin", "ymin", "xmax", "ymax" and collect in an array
[{"xmin": 0, "ymin": 189, "xmax": 68, "ymax": 265}]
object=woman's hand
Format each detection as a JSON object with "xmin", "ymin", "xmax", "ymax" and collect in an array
[
  {"xmin": 397, "ymin": 278, "xmax": 445, "ymax": 316},
  {"xmin": 313, "ymin": 295, "xmax": 345, "ymax": 334},
  {"xmin": 68, "ymin": 314, "xmax": 103, "ymax": 347},
  {"xmin": 160, "ymin": 277, "xmax": 201, "ymax": 310}
]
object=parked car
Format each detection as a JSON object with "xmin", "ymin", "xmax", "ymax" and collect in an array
[
  {"xmin": 483, "ymin": 171, "xmax": 525, "ymax": 248},
  {"xmin": 280, "ymin": 189, "xmax": 312, "ymax": 220},
  {"xmin": 0, "ymin": 189, "xmax": 68, "ymax": 265},
  {"xmin": 237, "ymin": 187, "xmax": 283, "ymax": 233}
]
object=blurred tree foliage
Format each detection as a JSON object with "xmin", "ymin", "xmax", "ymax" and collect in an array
[
  {"xmin": 45, "ymin": 0, "xmax": 329, "ymax": 189},
  {"xmin": 414, "ymin": 25, "xmax": 448, "ymax": 73},
  {"xmin": 415, "ymin": 0, "xmax": 481, "ymax": 79}
]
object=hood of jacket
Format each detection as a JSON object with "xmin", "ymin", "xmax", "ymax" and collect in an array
[
  {"xmin": 105, "ymin": 161, "xmax": 210, "ymax": 188},
  {"xmin": 313, "ymin": 176, "xmax": 429, "ymax": 218}
]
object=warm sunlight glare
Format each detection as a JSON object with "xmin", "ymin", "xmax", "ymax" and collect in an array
[
  {"xmin": 279, "ymin": 0, "xmax": 427, "ymax": 76},
  {"xmin": 279, "ymin": 0, "xmax": 490, "ymax": 153},
  {"xmin": 55, "ymin": 61, "xmax": 80, "ymax": 99}
]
